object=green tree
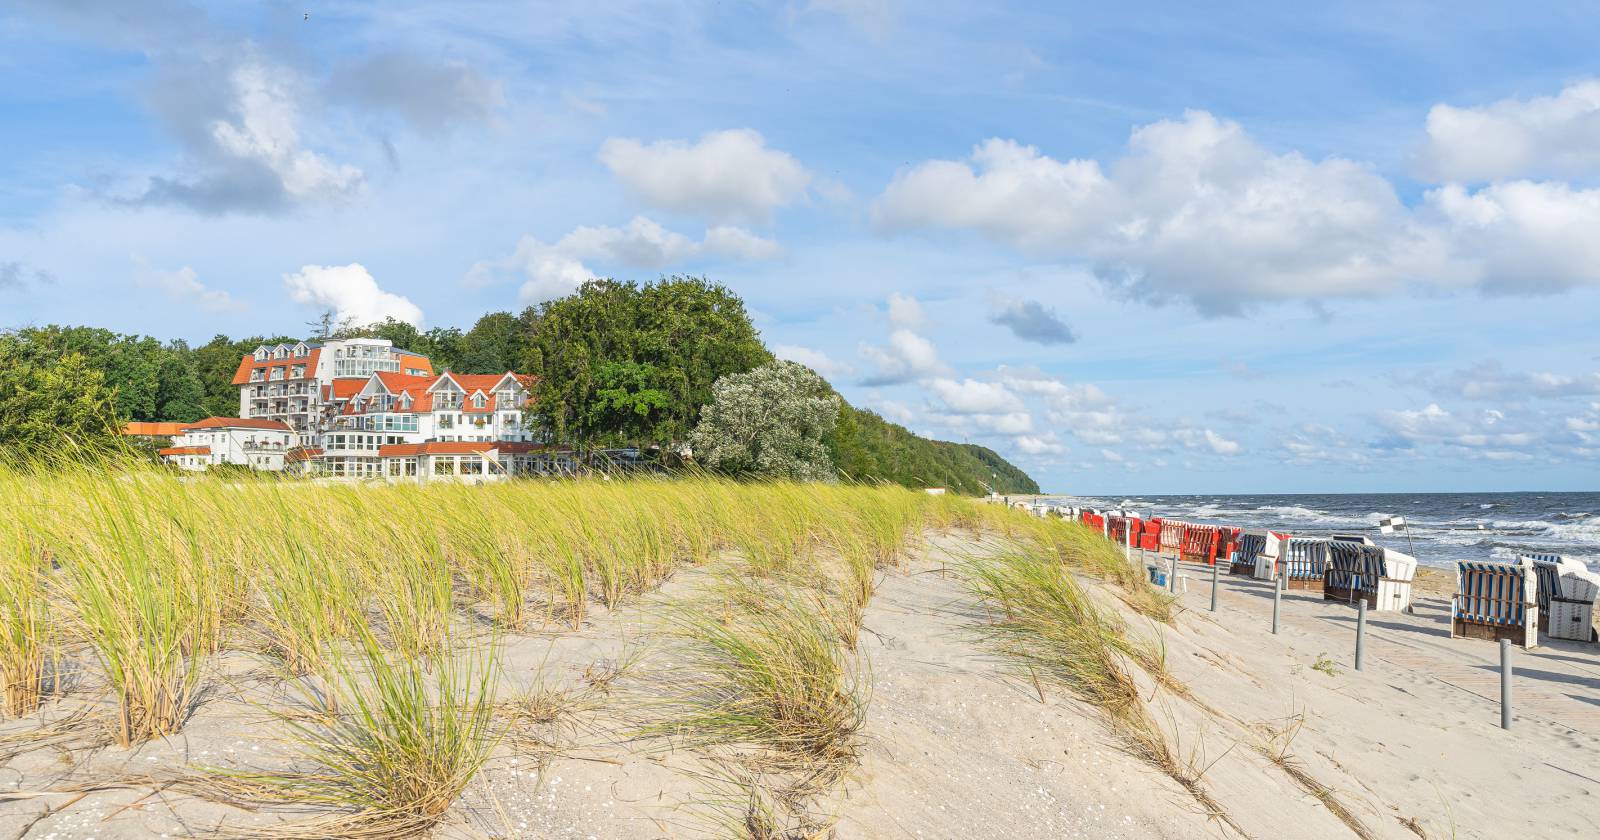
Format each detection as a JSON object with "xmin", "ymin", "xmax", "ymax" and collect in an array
[
  {"xmin": 532, "ymin": 276, "xmax": 770, "ymax": 449},
  {"xmin": 689, "ymin": 361, "xmax": 840, "ymax": 481},
  {"xmin": 0, "ymin": 337, "xmax": 120, "ymax": 456}
]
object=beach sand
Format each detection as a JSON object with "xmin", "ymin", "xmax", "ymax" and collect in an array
[{"xmin": 3, "ymin": 533, "xmax": 1597, "ymax": 838}]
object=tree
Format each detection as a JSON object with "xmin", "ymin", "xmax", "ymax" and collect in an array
[
  {"xmin": 0, "ymin": 337, "xmax": 120, "ymax": 457},
  {"xmin": 532, "ymin": 276, "xmax": 771, "ymax": 449},
  {"xmin": 689, "ymin": 361, "xmax": 840, "ymax": 481}
]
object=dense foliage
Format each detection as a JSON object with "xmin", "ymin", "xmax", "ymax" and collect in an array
[
  {"xmin": 827, "ymin": 405, "xmax": 1040, "ymax": 495},
  {"xmin": 690, "ymin": 361, "xmax": 841, "ymax": 481},
  {"xmin": 2, "ymin": 280, "xmax": 1039, "ymax": 493},
  {"xmin": 529, "ymin": 277, "xmax": 772, "ymax": 449},
  {"xmin": 0, "ymin": 334, "xmax": 121, "ymax": 454}
]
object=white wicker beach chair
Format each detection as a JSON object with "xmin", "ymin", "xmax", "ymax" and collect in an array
[
  {"xmin": 1283, "ymin": 538, "xmax": 1330, "ymax": 592},
  {"xmin": 1452, "ymin": 559, "xmax": 1538, "ymax": 648}
]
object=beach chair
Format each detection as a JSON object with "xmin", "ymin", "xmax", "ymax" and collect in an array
[
  {"xmin": 1159, "ymin": 520, "xmax": 1186, "ymax": 557},
  {"xmin": 1231, "ymin": 531, "xmax": 1266, "ymax": 576},
  {"xmin": 1283, "ymin": 538, "xmax": 1330, "ymax": 592},
  {"xmin": 1375, "ymin": 548, "xmax": 1417, "ymax": 613},
  {"xmin": 1521, "ymin": 554, "xmax": 1600, "ymax": 642},
  {"xmin": 1180, "ymin": 523, "xmax": 1221, "ymax": 566},
  {"xmin": 1452, "ymin": 559, "xmax": 1538, "ymax": 648},
  {"xmin": 1324, "ymin": 541, "xmax": 1385, "ymax": 607},
  {"xmin": 1139, "ymin": 519, "xmax": 1162, "ymax": 552},
  {"xmin": 1252, "ymin": 532, "xmax": 1289, "ymax": 581}
]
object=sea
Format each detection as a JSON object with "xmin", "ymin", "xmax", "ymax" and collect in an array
[{"xmin": 1037, "ymin": 491, "xmax": 1600, "ymax": 572}]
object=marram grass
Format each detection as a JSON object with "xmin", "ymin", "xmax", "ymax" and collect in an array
[{"xmin": 0, "ymin": 454, "xmax": 1177, "ymax": 833}]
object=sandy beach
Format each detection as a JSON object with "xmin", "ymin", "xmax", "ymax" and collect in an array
[{"xmin": 3, "ymin": 525, "xmax": 1594, "ymax": 839}]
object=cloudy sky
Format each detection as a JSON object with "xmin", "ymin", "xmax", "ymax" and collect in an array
[{"xmin": 3, "ymin": 1, "xmax": 1600, "ymax": 494}]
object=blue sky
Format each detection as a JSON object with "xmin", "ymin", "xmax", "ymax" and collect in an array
[{"xmin": 4, "ymin": 1, "xmax": 1600, "ymax": 494}]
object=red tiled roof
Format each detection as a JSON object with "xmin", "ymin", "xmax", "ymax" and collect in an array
[
  {"xmin": 329, "ymin": 379, "xmax": 366, "ymax": 400},
  {"xmin": 286, "ymin": 447, "xmax": 323, "ymax": 462},
  {"xmin": 378, "ymin": 441, "xmax": 549, "ymax": 457},
  {"xmin": 231, "ymin": 348, "xmax": 321, "ymax": 385},
  {"xmin": 182, "ymin": 417, "xmax": 293, "ymax": 432},
  {"xmin": 121, "ymin": 422, "xmax": 187, "ymax": 437},
  {"xmin": 159, "ymin": 446, "xmax": 210, "ymax": 456}
]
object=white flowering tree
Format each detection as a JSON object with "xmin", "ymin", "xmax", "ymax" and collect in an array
[{"xmin": 689, "ymin": 360, "xmax": 841, "ymax": 481}]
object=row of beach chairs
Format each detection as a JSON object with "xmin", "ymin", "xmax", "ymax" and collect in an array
[{"xmin": 1028, "ymin": 504, "xmax": 1600, "ymax": 649}]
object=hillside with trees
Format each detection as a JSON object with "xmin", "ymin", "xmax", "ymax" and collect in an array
[{"xmin": 0, "ymin": 278, "xmax": 1039, "ymax": 494}]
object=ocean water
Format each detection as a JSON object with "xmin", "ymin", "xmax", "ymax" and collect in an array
[{"xmin": 1039, "ymin": 491, "xmax": 1600, "ymax": 572}]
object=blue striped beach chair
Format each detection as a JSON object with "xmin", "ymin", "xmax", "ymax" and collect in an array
[
  {"xmin": 1231, "ymin": 532, "xmax": 1265, "ymax": 576},
  {"xmin": 1283, "ymin": 538, "xmax": 1330, "ymax": 592},
  {"xmin": 1518, "ymin": 553, "xmax": 1597, "ymax": 641},
  {"xmin": 1323, "ymin": 541, "xmax": 1385, "ymax": 607},
  {"xmin": 1452, "ymin": 560, "xmax": 1538, "ymax": 648}
]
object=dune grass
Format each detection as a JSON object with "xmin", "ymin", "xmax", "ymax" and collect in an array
[
  {"xmin": 960, "ymin": 529, "xmax": 1245, "ymax": 834},
  {"xmin": 0, "ymin": 456, "xmax": 963, "ymax": 831},
  {"xmin": 0, "ymin": 521, "xmax": 49, "ymax": 718}
]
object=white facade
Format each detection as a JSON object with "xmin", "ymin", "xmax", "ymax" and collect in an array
[
  {"xmin": 236, "ymin": 338, "xmax": 433, "ymax": 440},
  {"xmin": 312, "ymin": 371, "xmax": 548, "ymax": 479},
  {"xmin": 160, "ymin": 420, "xmax": 297, "ymax": 471}
]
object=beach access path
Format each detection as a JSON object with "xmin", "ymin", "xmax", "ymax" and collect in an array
[{"xmin": 1147, "ymin": 557, "xmax": 1600, "ymax": 839}]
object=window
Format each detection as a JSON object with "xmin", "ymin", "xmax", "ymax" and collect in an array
[
  {"xmin": 435, "ymin": 458, "xmax": 456, "ymax": 475},
  {"xmin": 471, "ymin": 393, "xmax": 486, "ymax": 409},
  {"xmin": 461, "ymin": 459, "xmax": 483, "ymax": 475},
  {"xmin": 439, "ymin": 414, "xmax": 454, "ymax": 429},
  {"xmin": 254, "ymin": 348, "xmax": 268, "ymax": 360}
]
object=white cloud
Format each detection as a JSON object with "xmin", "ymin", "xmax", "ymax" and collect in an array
[
  {"xmin": 1400, "ymin": 360, "xmax": 1600, "ymax": 401},
  {"xmin": 599, "ymin": 129, "xmax": 812, "ymax": 222},
  {"xmin": 209, "ymin": 59, "xmax": 362, "ymax": 202},
  {"xmin": 927, "ymin": 377, "xmax": 1025, "ymax": 414},
  {"xmin": 870, "ymin": 110, "xmax": 1478, "ymax": 313},
  {"xmin": 132, "ymin": 52, "xmax": 364, "ymax": 214},
  {"xmin": 874, "ymin": 137, "xmax": 1110, "ymax": 248},
  {"xmin": 702, "ymin": 225, "xmax": 784, "ymax": 260},
  {"xmin": 1101, "ymin": 448, "xmax": 1125, "ymax": 463},
  {"xmin": 467, "ymin": 216, "xmax": 781, "ymax": 303},
  {"xmin": 141, "ymin": 265, "xmax": 243, "ymax": 313},
  {"xmin": 1202, "ymin": 429, "xmax": 1241, "ymax": 456},
  {"xmin": 886, "ymin": 292, "xmax": 927, "ymax": 328},
  {"xmin": 1423, "ymin": 180, "xmax": 1600, "ymax": 294},
  {"xmin": 859, "ymin": 328, "xmax": 949, "ymax": 385},
  {"xmin": 284, "ymin": 263, "xmax": 423, "ymax": 327},
  {"xmin": 1015, "ymin": 432, "xmax": 1066, "ymax": 456},
  {"xmin": 1418, "ymin": 80, "xmax": 1600, "ymax": 183},
  {"xmin": 774, "ymin": 343, "xmax": 852, "ymax": 379},
  {"xmin": 877, "ymin": 98, "xmax": 1600, "ymax": 312}
]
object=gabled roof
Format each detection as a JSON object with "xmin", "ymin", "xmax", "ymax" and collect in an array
[
  {"xmin": 181, "ymin": 417, "xmax": 293, "ymax": 432},
  {"xmin": 159, "ymin": 445, "xmax": 210, "ymax": 456},
  {"xmin": 232, "ymin": 347, "xmax": 322, "ymax": 385}
]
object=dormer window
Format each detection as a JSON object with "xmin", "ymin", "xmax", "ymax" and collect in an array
[
  {"xmin": 254, "ymin": 347, "xmax": 268, "ymax": 361},
  {"xmin": 294, "ymin": 343, "xmax": 308, "ymax": 357},
  {"xmin": 399, "ymin": 393, "xmax": 413, "ymax": 410},
  {"xmin": 472, "ymin": 393, "xmax": 486, "ymax": 409}
]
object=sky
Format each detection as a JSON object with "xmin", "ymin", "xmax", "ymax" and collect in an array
[{"xmin": 3, "ymin": 1, "xmax": 1600, "ymax": 494}]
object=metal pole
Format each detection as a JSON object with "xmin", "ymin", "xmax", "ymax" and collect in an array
[
  {"xmin": 1209, "ymin": 561, "xmax": 1219, "ymax": 612},
  {"xmin": 1169, "ymin": 556, "xmax": 1178, "ymax": 594},
  {"xmin": 1272, "ymin": 573, "xmax": 1282, "ymax": 634},
  {"xmin": 1354, "ymin": 600, "xmax": 1367, "ymax": 671},
  {"xmin": 1500, "ymin": 638, "xmax": 1512, "ymax": 729}
]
